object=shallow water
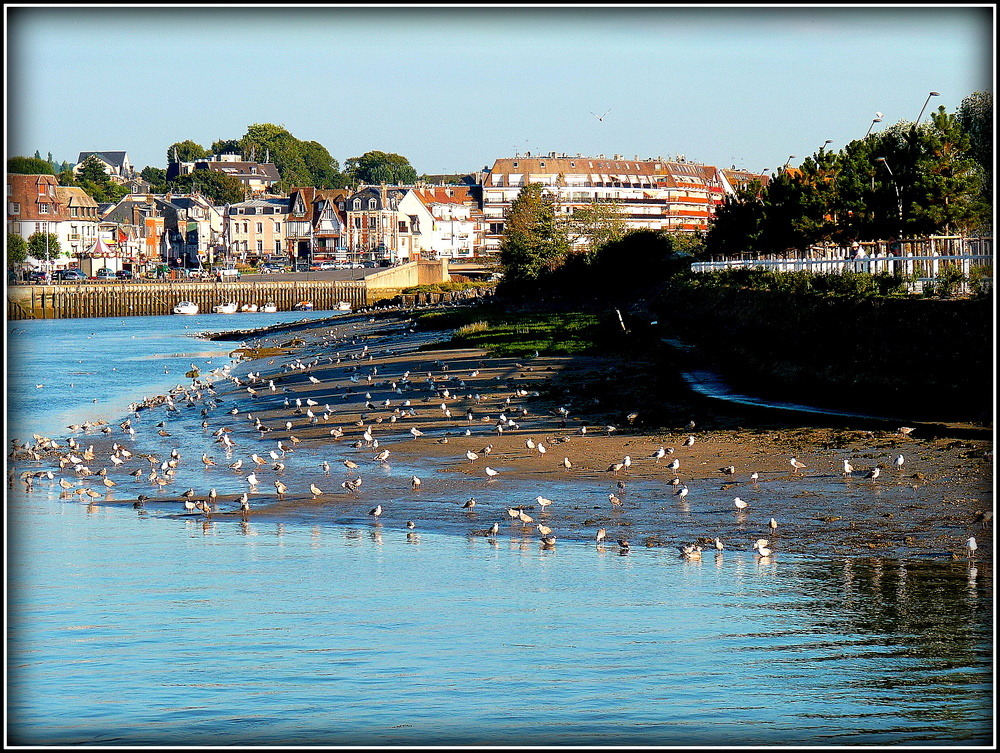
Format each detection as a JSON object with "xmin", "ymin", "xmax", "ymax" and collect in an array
[{"xmin": 6, "ymin": 315, "xmax": 994, "ymax": 746}]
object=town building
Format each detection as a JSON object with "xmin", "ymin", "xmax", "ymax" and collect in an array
[
  {"xmin": 73, "ymin": 151, "xmax": 137, "ymax": 184},
  {"xmin": 284, "ymin": 187, "xmax": 349, "ymax": 266},
  {"xmin": 398, "ymin": 185, "xmax": 484, "ymax": 259},
  {"xmin": 479, "ymin": 152, "xmax": 767, "ymax": 253},
  {"xmin": 344, "ymin": 185, "xmax": 411, "ymax": 264},
  {"xmin": 53, "ymin": 186, "xmax": 100, "ymax": 262},
  {"xmin": 101, "ymin": 194, "xmax": 168, "ymax": 272},
  {"xmin": 155, "ymin": 192, "xmax": 225, "ymax": 269},
  {"xmin": 222, "ymin": 196, "xmax": 290, "ymax": 267},
  {"xmin": 167, "ymin": 152, "xmax": 280, "ymax": 196}
]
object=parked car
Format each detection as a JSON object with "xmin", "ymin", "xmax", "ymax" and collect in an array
[
  {"xmin": 259, "ymin": 263, "xmax": 284, "ymax": 273},
  {"xmin": 116, "ymin": 269, "xmax": 134, "ymax": 280},
  {"xmin": 317, "ymin": 262, "xmax": 337, "ymax": 270},
  {"xmin": 54, "ymin": 268, "xmax": 88, "ymax": 281},
  {"xmin": 95, "ymin": 268, "xmax": 117, "ymax": 280},
  {"xmin": 27, "ymin": 270, "xmax": 49, "ymax": 283}
]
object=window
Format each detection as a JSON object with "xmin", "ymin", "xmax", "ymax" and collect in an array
[
  {"xmin": 38, "ymin": 203, "xmax": 50, "ymax": 214},
  {"xmin": 256, "ymin": 240, "xmax": 263, "ymax": 252},
  {"xmin": 10, "ymin": 202, "xmax": 20, "ymax": 214},
  {"xmin": 256, "ymin": 222, "xmax": 263, "ymax": 234},
  {"xmin": 354, "ymin": 217, "xmax": 361, "ymax": 228},
  {"xmin": 368, "ymin": 217, "xmax": 378, "ymax": 228},
  {"xmin": 243, "ymin": 222, "xmax": 248, "ymax": 233},
  {"xmin": 273, "ymin": 221, "xmax": 281, "ymax": 233},
  {"xmin": 275, "ymin": 240, "xmax": 281, "ymax": 253},
  {"xmin": 353, "ymin": 199, "xmax": 361, "ymax": 210},
  {"xmin": 368, "ymin": 199, "xmax": 377, "ymax": 210}
]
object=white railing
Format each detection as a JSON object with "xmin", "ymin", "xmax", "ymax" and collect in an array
[{"xmin": 692, "ymin": 236, "xmax": 993, "ymax": 286}]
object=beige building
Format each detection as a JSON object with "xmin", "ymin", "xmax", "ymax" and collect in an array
[{"xmin": 224, "ymin": 197, "xmax": 290, "ymax": 265}]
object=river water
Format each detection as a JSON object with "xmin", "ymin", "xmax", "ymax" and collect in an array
[{"xmin": 5, "ymin": 313, "xmax": 994, "ymax": 746}]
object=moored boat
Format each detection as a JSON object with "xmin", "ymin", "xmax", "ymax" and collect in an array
[
  {"xmin": 240, "ymin": 303, "xmax": 259, "ymax": 313},
  {"xmin": 212, "ymin": 301, "xmax": 238, "ymax": 314},
  {"xmin": 261, "ymin": 302, "xmax": 278, "ymax": 313},
  {"xmin": 337, "ymin": 301, "xmax": 352, "ymax": 311},
  {"xmin": 292, "ymin": 300, "xmax": 314, "ymax": 311},
  {"xmin": 172, "ymin": 301, "xmax": 199, "ymax": 315}
]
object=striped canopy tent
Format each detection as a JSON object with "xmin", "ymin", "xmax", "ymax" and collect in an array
[{"xmin": 84, "ymin": 236, "xmax": 117, "ymax": 259}]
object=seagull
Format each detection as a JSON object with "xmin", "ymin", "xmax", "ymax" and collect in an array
[
  {"xmin": 652, "ymin": 447, "xmax": 667, "ymax": 462},
  {"xmin": 667, "ymin": 459, "xmax": 680, "ymax": 471},
  {"xmin": 596, "ymin": 528, "xmax": 607, "ymax": 544},
  {"xmin": 749, "ymin": 471, "xmax": 760, "ymax": 484},
  {"xmin": 898, "ymin": 426, "xmax": 916, "ymax": 437},
  {"xmin": 753, "ymin": 539, "xmax": 773, "ymax": 557},
  {"xmin": 465, "ymin": 450, "xmax": 479, "ymax": 462},
  {"xmin": 485, "ymin": 466, "xmax": 499, "ymax": 478},
  {"xmin": 411, "ymin": 476, "xmax": 422, "ymax": 490},
  {"xmin": 734, "ymin": 497, "xmax": 749, "ymax": 511},
  {"xmin": 562, "ymin": 457, "xmax": 573, "ymax": 469},
  {"xmin": 537, "ymin": 523, "xmax": 553, "ymax": 536},
  {"xmin": 790, "ymin": 457, "xmax": 806, "ymax": 474},
  {"xmin": 714, "ymin": 538, "xmax": 725, "ymax": 552},
  {"xmin": 675, "ymin": 486, "xmax": 689, "ymax": 499},
  {"xmin": 608, "ymin": 493, "xmax": 622, "ymax": 507},
  {"xmin": 590, "ymin": 108, "xmax": 611, "ymax": 121},
  {"xmin": 274, "ymin": 479, "xmax": 288, "ymax": 499},
  {"xmin": 246, "ymin": 472, "xmax": 259, "ymax": 488},
  {"xmin": 768, "ymin": 517, "xmax": 778, "ymax": 533},
  {"xmin": 842, "ymin": 459, "xmax": 854, "ymax": 477},
  {"xmin": 540, "ymin": 534, "xmax": 556, "ymax": 547},
  {"xmin": 536, "ymin": 495, "xmax": 553, "ymax": 510},
  {"xmin": 683, "ymin": 435, "xmax": 695, "ymax": 447},
  {"xmin": 893, "ymin": 454, "xmax": 904, "ymax": 470},
  {"xmin": 865, "ymin": 467, "xmax": 880, "ymax": 482},
  {"xmin": 966, "ymin": 536, "xmax": 978, "ymax": 559},
  {"xmin": 310, "ymin": 483, "xmax": 323, "ymax": 498},
  {"xmin": 462, "ymin": 497, "xmax": 476, "ymax": 510},
  {"xmin": 369, "ymin": 504, "xmax": 382, "ymax": 519}
]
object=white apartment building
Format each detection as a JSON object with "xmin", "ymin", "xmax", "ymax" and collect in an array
[{"xmin": 399, "ymin": 186, "xmax": 483, "ymax": 259}]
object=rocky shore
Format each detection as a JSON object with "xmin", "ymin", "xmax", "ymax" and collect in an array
[{"xmin": 13, "ymin": 306, "xmax": 994, "ymax": 565}]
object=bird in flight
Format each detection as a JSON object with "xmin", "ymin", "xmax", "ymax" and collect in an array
[{"xmin": 591, "ymin": 108, "xmax": 611, "ymax": 121}]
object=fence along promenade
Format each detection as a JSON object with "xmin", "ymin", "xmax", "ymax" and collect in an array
[{"xmin": 691, "ymin": 236, "xmax": 993, "ymax": 289}]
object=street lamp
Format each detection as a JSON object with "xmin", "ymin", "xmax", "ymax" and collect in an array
[
  {"xmin": 819, "ymin": 139, "xmax": 833, "ymax": 152},
  {"xmin": 782, "ymin": 155, "xmax": 796, "ymax": 171},
  {"xmin": 875, "ymin": 157, "xmax": 903, "ymax": 233},
  {"xmin": 864, "ymin": 112, "xmax": 884, "ymax": 138},
  {"xmin": 916, "ymin": 91, "xmax": 940, "ymax": 124}
]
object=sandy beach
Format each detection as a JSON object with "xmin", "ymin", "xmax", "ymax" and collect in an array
[{"xmin": 15, "ymin": 307, "xmax": 993, "ymax": 563}]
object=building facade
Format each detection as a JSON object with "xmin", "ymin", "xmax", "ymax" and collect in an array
[{"xmin": 223, "ymin": 197, "xmax": 290, "ymax": 266}]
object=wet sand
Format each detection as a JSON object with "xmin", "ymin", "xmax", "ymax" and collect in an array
[{"xmin": 14, "ymin": 307, "xmax": 993, "ymax": 564}]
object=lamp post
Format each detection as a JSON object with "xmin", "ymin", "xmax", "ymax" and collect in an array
[
  {"xmin": 875, "ymin": 157, "xmax": 903, "ymax": 235},
  {"xmin": 819, "ymin": 139, "xmax": 833, "ymax": 153},
  {"xmin": 916, "ymin": 91, "xmax": 940, "ymax": 124},
  {"xmin": 864, "ymin": 112, "xmax": 884, "ymax": 138}
]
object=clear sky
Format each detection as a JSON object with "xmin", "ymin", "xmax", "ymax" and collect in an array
[{"xmin": 5, "ymin": 4, "xmax": 993, "ymax": 177}]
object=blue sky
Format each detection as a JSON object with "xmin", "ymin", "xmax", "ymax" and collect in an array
[{"xmin": 6, "ymin": 5, "xmax": 993, "ymax": 176}]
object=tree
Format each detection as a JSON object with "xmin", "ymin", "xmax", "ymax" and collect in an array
[
  {"xmin": 237, "ymin": 123, "xmax": 346, "ymax": 191},
  {"xmin": 210, "ymin": 138, "xmax": 242, "ymax": 155},
  {"xmin": 8, "ymin": 233, "xmax": 28, "ymax": 266},
  {"xmin": 167, "ymin": 139, "xmax": 209, "ymax": 163},
  {"xmin": 563, "ymin": 199, "xmax": 628, "ymax": 258},
  {"xmin": 73, "ymin": 155, "xmax": 129, "ymax": 203},
  {"xmin": 140, "ymin": 166, "xmax": 169, "ymax": 192},
  {"xmin": 344, "ymin": 150, "xmax": 418, "ymax": 186},
  {"xmin": 705, "ymin": 179, "xmax": 766, "ymax": 257},
  {"xmin": 956, "ymin": 90, "xmax": 992, "ymax": 207},
  {"xmin": 7, "ymin": 155, "xmax": 55, "ymax": 175},
  {"xmin": 77, "ymin": 154, "xmax": 111, "ymax": 184},
  {"xmin": 499, "ymin": 183, "xmax": 570, "ymax": 283},
  {"xmin": 170, "ymin": 170, "xmax": 246, "ymax": 204},
  {"xmin": 27, "ymin": 232, "xmax": 61, "ymax": 263}
]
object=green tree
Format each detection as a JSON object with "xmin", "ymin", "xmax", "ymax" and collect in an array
[
  {"xmin": 956, "ymin": 90, "xmax": 992, "ymax": 184},
  {"xmin": 170, "ymin": 170, "xmax": 246, "ymax": 204},
  {"xmin": 499, "ymin": 183, "xmax": 570, "ymax": 282},
  {"xmin": 237, "ymin": 123, "xmax": 346, "ymax": 191},
  {"xmin": 167, "ymin": 139, "xmax": 209, "ymax": 163},
  {"xmin": 906, "ymin": 107, "xmax": 989, "ymax": 236},
  {"xmin": 344, "ymin": 150, "xmax": 418, "ymax": 185},
  {"xmin": 8, "ymin": 233, "xmax": 28, "ymax": 266},
  {"xmin": 210, "ymin": 138, "xmax": 242, "ymax": 155},
  {"xmin": 7, "ymin": 155, "xmax": 55, "ymax": 175},
  {"xmin": 705, "ymin": 179, "xmax": 766, "ymax": 257},
  {"xmin": 77, "ymin": 154, "xmax": 111, "ymax": 184},
  {"xmin": 563, "ymin": 199, "xmax": 628, "ymax": 258},
  {"xmin": 27, "ymin": 232, "xmax": 61, "ymax": 263},
  {"xmin": 140, "ymin": 166, "xmax": 169, "ymax": 192}
]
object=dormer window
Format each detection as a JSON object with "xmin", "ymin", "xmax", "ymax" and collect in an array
[
  {"xmin": 369, "ymin": 199, "xmax": 377, "ymax": 210},
  {"xmin": 353, "ymin": 199, "xmax": 361, "ymax": 210}
]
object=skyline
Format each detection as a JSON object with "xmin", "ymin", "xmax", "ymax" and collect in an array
[{"xmin": 5, "ymin": 5, "xmax": 993, "ymax": 178}]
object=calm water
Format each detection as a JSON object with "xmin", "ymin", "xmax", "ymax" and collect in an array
[{"xmin": 5, "ymin": 315, "xmax": 994, "ymax": 747}]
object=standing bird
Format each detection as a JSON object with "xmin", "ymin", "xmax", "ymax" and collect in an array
[
  {"xmin": 865, "ymin": 467, "xmax": 881, "ymax": 482},
  {"xmin": 842, "ymin": 459, "xmax": 854, "ymax": 477},
  {"xmin": 369, "ymin": 504, "xmax": 382, "ymax": 520},
  {"xmin": 667, "ymin": 458, "xmax": 680, "ymax": 472},
  {"xmin": 652, "ymin": 447, "xmax": 667, "ymax": 462},
  {"xmin": 239, "ymin": 493, "xmax": 251, "ymax": 515},
  {"xmin": 966, "ymin": 536, "xmax": 978, "ymax": 559},
  {"xmin": 893, "ymin": 454, "xmax": 905, "ymax": 471},
  {"xmin": 536, "ymin": 495, "xmax": 553, "ymax": 510},
  {"xmin": 274, "ymin": 479, "xmax": 288, "ymax": 499},
  {"xmin": 462, "ymin": 498, "xmax": 476, "ymax": 510},
  {"xmin": 683, "ymin": 435, "xmax": 695, "ymax": 447},
  {"xmin": 749, "ymin": 472, "xmax": 760, "ymax": 485},
  {"xmin": 310, "ymin": 483, "xmax": 323, "ymax": 499},
  {"xmin": 768, "ymin": 517, "xmax": 778, "ymax": 533},
  {"xmin": 734, "ymin": 497, "xmax": 749, "ymax": 511},
  {"xmin": 753, "ymin": 539, "xmax": 773, "ymax": 557},
  {"xmin": 485, "ymin": 466, "xmax": 499, "ymax": 479},
  {"xmin": 789, "ymin": 457, "xmax": 806, "ymax": 474},
  {"xmin": 596, "ymin": 528, "xmax": 607, "ymax": 544},
  {"xmin": 465, "ymin": 450, "xmax": 479, "ymax": 463},
  {"xmin": 675, "ymin": 486, "xmax": 689, "ymax": 500},
  {"xmin": 246, "ymin": 472, "xmax": 259, "ymax": 488},
  {"xmin": 411, "ymin": 475, "xmax": 422, "ymax": 490},
  {"xmin": 714, "ymin": 537, "xmax": 725, "ymax": 552},
  {"xmin": 562, "ymin": 457, "xmax": 573, "ymax": 469}
]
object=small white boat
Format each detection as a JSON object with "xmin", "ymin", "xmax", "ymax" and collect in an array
[
  {"xmin": 212, "ymin": 301, "xmax": 238, "ymax": 314},
  {"xmin": 261, "ymin": 302, "xmax": 278, "ymax": 313},
  {"xmin": 172, "ymin": 301, "xmax": 199, "ymax": 315},
  {"xmin": 337, "ymin": 301, "xmax": 352, "ymax": 311},
  {"xmin": 240, "ymin": 303, "xmax": 259, "ymax": 313},
  {"xmin": 293, "ymin": 300, "xmax": 314, "ymax": 311}
]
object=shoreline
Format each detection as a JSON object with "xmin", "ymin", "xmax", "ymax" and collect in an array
[{"xmin": 12, "ymin": 305, "xmax": 994, "ymax": 562}]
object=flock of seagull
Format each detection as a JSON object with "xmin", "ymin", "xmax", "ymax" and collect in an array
[{"xmin": 9, "ymin": 313, "xmax": 989, "ymax": 563}]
